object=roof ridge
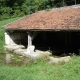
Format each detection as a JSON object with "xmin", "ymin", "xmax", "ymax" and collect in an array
[
  {"xmin": 30, "ymin": 4, "xmax": 80, "ymax": 15},
  {"xmin": 50, "ymin": 4, "xmax": 80, "ymax": 10}
]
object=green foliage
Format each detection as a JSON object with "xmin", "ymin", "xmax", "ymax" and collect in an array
[
  {"xmin": 0, "ymin": 0, "xmax": 80, "ymax": 21},
  {"xmin": 33, "ymin": 0, "xmax": 49, "ymax": 12},
  {"xmin": 21, "ymin": 3, "xmax": 28, "ymax": 14},
  {"xmin": 0, "ymin": 29, "xmax": 4, "ymax": 50}
]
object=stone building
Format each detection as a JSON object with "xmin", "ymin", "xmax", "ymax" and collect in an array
[{"xmin": 3, "ymin": 5, "xmax": 80, "ymax": 55}]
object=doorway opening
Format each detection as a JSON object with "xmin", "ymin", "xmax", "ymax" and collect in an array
[{"xmin": 33, "ymin": 31, "xmax": 80, "ymax": 56}]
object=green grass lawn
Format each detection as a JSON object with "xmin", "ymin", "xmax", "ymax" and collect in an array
[
  {"xmin": 0, "ymin": 17, "xmax": 20, "ymax": 50},
  {"xmin": 0, "ymin": 56, "xmax": 80, "ymax": 80}
]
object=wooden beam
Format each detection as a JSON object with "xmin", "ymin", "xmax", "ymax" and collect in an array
[
  {"xmin": 32, "ymin": 31, "xmax": 38, "ymax": 40},
  {"xmin": 27, "ymin": 31, "xmax": 38, "ymax": 47}
]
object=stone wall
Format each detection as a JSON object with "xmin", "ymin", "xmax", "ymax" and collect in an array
[{"xmin": 5, "ymin": 31, "xmax": 27, "ymax": 46}]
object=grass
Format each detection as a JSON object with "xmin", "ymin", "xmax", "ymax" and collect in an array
[
  {"xmin": 0, "ymin": 17, "xmax": 20, "ymax": 50},
  {"xmin": 0, "ymin": 56, "xmax": 80, "ymax": 80}
]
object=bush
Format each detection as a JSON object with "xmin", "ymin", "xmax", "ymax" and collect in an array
[
  {"xmin": 0, "ymin": 14, "xmax": 10, "ymax": 21},
  {"xmin": 18, "ymin": 12, "xmax": 25, "ymax": 17}
]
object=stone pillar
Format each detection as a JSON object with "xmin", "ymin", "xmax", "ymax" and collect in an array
[
  {"xmin": 28, "ymin": 32, "xmax": 32, "ymax": 47},
  {"xmin": 5, "ymin": 32, "xmax": 11, "ymax": 45},
  {"xmin": 27, "ymin": 32, "xmax": 36, "ymax": 53}
]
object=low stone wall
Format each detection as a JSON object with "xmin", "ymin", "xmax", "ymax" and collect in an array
[
  {"xmin": 4, "ymin": 45, "xmax": 71, "ymax": 64},
  {"xmin": 49, "ymin": 56, "xmax": 71, "ymax": 64},
  {"xmin": 4, "ymin": 45, "xmax": 52, "ymax": 59}
]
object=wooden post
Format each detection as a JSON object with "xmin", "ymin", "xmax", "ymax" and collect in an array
[
  {"xmin": 68, "ymin": 32, "xmax": 71, "ymax": 47},
  {"xmin": 32, "ymin": 32, "xmax": 38, "ymax": 40},
  {"xmin": 63, "ymin": 0, "xmax": 64, "ymax": 6},
  {"xmin": 75, "ymin": 0, "xmax": 76, "ymax": 5},
  {"xmin": 28, "ymin": 32, "xmax": 32, "ymax": 47},
  {"xmin": 65, "ymin": 32, "xmax": 68, "ymax": 48}
]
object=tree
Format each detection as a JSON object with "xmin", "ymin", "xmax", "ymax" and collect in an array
[{"xmin": 0, "ymin": 0, "xmax": 80, "ymax": 21}]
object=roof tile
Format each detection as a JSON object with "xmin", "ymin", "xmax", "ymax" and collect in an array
[{"xmin": 4, "ymin": 5, "xmax": 80, "ymax": 30}]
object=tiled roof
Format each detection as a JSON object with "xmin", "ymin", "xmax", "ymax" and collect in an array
[{"xmin": 3, "ymin": 5, "xmax": 80, "ymax": 30}]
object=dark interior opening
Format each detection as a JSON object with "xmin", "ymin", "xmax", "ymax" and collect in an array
[
  {"xmin": 10, "ymin": 31, "xmax": 28, "ymax": 47},
  {"xmin": 33, "ymin": 31, "xmax": 80, "ymax": 56},
  {"xmin": 13, "ymin": 30, "xmax": 80, "ymax": 56}
]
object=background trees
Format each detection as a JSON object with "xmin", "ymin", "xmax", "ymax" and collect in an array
[{"xmin": 0, "ymin": 0, "xmax": 80, "ymax": 21}]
